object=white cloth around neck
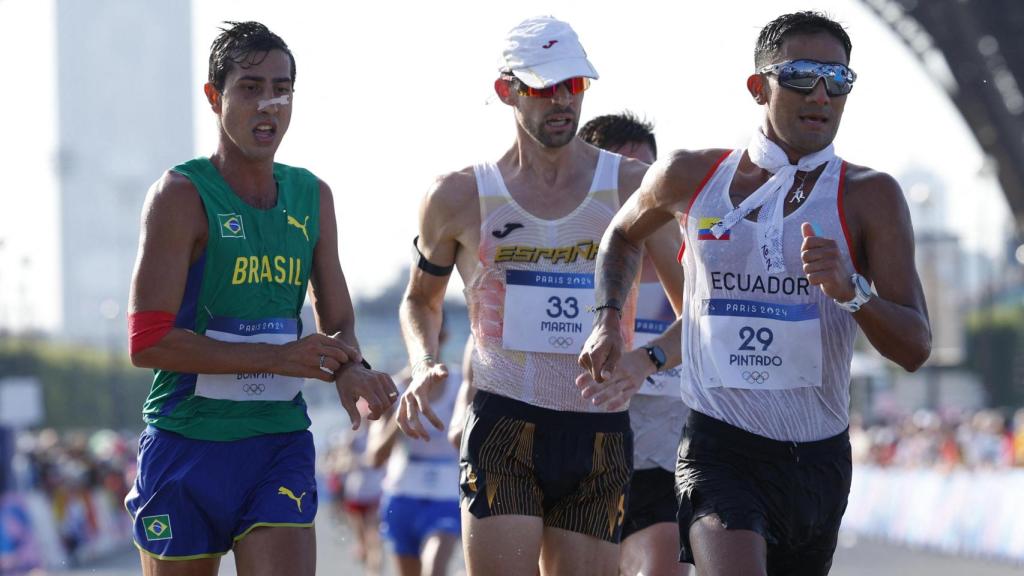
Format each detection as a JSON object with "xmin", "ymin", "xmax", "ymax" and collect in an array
[{"xmin": 710, "ymin": 130, "xmax": 835, "ymax": 273}]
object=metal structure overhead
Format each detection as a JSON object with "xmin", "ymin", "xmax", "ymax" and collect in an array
[{"xmin": 860, "ymin": 0, "xmax": 1024, "ymax": 230}]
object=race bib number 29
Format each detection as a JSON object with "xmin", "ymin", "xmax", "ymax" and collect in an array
[
  {"xmin": 502, "ymin": 270, "xmax": 596, "ymax": 355},
  {"xmin": 699, "ymin": 298, "xmax": 822, "ymax": 390}
]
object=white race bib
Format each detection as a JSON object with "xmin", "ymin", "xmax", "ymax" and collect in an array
[
  {"xmin": 634, "ymin": 318, "xmax": 681, "ymax": 397},
  {"xmin": 502, "ymin": 270, "xmax": 595, "ymax": 355},
  {"xmin": 195, "ymin": 316, "xmax": 305, "ymax": 401},
  {"xmin": 698, "ymin": 298, "xmax": 822, "ymax": 390},
  {"xmin": 404, "ymin": 456, "xmax": 460, "ymax": 498}
]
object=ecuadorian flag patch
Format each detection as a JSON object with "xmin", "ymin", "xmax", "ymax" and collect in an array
[{"xmin": 698, "ymin": 217, "xmax": 729, "ymax": 240}]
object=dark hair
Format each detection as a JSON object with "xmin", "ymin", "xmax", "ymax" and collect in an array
[
  {"xmin": 208, "ymin": 21, "xmax": 296, "ymax": 92},
  {"xmin": 754, "ymin": 11, "xmax": 852, "ymax": 69},
  {"xmin": 578, "ymin": 111, "xmax": 657, "ymax": 159}
]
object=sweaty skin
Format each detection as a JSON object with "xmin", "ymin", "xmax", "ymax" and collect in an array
[
  {"xmin": 576, "ymin": 30, "xmax": 930, "ymax": 576},
  {"xmin": 399, "ymin": 72, "xmax": 681, "ymax": 575}
]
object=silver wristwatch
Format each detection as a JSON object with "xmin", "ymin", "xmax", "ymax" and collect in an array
[{"xmin": 834, "ymin": 273, "xmax": 872, "ymax": 313}]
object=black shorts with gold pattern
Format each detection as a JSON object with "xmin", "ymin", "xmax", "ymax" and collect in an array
[{"xmin": 459, "ymin": 390, "xmax": 633, "ymax": 543}]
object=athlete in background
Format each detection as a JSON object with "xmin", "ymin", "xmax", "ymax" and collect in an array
[
  {"xmin": 578, "ymin": 112, "xmax": 689, "ymax": 576},
  {"xmin": 370, "ymin": 321, "xmax": 462, "ymax": 576}
]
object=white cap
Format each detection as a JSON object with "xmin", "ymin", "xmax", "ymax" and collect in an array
[{"xmin": 500, "ymin": 16, "xmax": 598, "ymax": 89}]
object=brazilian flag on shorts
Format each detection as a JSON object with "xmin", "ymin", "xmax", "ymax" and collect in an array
[{"xmin": 142, "ymin": 514, "xmax": 173, "ymax": 541}]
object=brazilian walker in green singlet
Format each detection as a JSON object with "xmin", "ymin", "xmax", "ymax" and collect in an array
[{"xmin": 141, "ymin": 157, "xmax": 321, "ymax": 441}]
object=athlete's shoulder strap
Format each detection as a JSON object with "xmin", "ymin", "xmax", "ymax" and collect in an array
[
  {"xmin": 472, "ymin": 162, "xmax": 507, "ymax": 200},
  {"xmin": 589, "ymin": 149, "xmax": 622, "ymax": 209},
  {"xmin": 170, "ymin": 157, "xmax": 232, "ymax": 214}
]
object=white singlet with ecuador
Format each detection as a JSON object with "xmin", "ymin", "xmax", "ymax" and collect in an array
[
  {"xmin": 681, "ymin": 149, "xmax": 857, "ymax": 441},
  {"xmin": 466, "ymin": 150, "xmax": 635, "ymax": 412}
]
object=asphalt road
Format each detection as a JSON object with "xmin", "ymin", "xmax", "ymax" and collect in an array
[{"xmin": 56, "ymin": 519, "xmax": 1021, "ymax": 576}]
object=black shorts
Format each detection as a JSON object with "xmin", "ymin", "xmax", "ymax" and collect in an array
[
  {"xmin": 460, "ymin": 390, "xmax": 633, "ymax": 543},
  {"xmin": 621, "ymin": 467, "xmax": 677, "ymax": 541},
  {"xmin": 675, "ymin": 411, "xmax": 851, "ymax": 575}
]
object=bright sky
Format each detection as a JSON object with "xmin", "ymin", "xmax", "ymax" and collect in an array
[{"xmin": 0, "ymin": 0, "xmax": 1012, "ymax": 333}]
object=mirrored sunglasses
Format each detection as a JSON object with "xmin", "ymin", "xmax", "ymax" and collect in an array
[{"xmin": 758, "ymin": 59, "xmax": 857, "ymax": 96}]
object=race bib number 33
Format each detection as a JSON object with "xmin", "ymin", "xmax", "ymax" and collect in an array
[
  {"xmin": 502, "ymin": 270, "xmax": 595, "ymax": 355},
  {"xmin": 699, "ymin": 298, "xmax": 822, "ymax": 390}
]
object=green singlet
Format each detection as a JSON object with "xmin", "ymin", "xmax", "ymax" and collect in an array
[{"xmin": 140, "ymin": 157, "xmax": 321, "ymax": 441}]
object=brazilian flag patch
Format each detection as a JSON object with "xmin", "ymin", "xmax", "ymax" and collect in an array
[
  {"xmin": 217, "ymin": 213, "xmax": 246, "ymax": 238},
  {"xmin": 142, "ymin": 514, "xmax": 173, "ymax": 541}
]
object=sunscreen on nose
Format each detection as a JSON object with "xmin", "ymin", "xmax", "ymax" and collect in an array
[{"xmin": 257, "ymin": 95, "xmax": 290, "ymax": 111}]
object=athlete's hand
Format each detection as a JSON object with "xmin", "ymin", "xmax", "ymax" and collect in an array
[
  {"xmin": 277, "ymin": 332, "xmax": 361, "ymax": 382},
  {"xmin": 576, "ymin": 347, "xmax": 653, "ymax": 411},
  {"xmin": 396, "ymin": 360, "xmax": 448, "ymax": 441},
  {"xmin": 801, "ymin": 222, "xmax": 855, "ymax": 302},
  {"xmin": 578, "ymin": 310, "xmax": 624, "ymax": 384},
  {"xmin": 335, "ymin": 364, "xmax": 399, "ymax": 430}
]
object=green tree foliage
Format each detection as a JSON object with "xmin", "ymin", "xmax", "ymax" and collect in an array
[
  {"xmin": 965, "ymin": 306, "xmax": 1024, "ymax": 408},
  {"xmin": 0, "ymin": 339, "xmax": 150, "ymax": 431}
]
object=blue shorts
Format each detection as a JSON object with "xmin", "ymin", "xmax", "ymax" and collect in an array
[
  {"xmin": 381, "ymin": 495, "xmax": 461, "ymax": 556},
  {"xmin": 125, "ymin": 425, "xmax": 317, "ymax": 560}
]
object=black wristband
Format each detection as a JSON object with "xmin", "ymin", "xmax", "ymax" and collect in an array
[
  {"xmin": 593, "ymin": 300, "xmax": 623, "ymax": 315},
  {"xmin": 412, "ymin": 236, "xmax": 455, "ymax": 277},
  {"xmin": 360, "ymin": 358, "xmax": 373, "ymax": 370}
]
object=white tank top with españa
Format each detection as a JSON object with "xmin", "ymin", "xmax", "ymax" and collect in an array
[
  {"xmin": 466, "ymin": 150, "xmax": 635, "ymax": 412},
  {"xmin": 680, "ymin": 149, "xmax": 858, "ymax": 442}
]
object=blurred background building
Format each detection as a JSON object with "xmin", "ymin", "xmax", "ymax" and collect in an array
[{"xmin": 56, "ymin": 0, "xmax": 193, "ymax": 349}]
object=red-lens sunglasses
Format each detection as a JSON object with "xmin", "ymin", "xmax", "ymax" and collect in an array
[{"xmin": 503, "ymin": 75, "xmax": 590, "ymax": 98}]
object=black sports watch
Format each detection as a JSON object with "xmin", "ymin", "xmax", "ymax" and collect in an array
[{"xmin": 642, "ymin": 344, "xmax": 666, "ymax": 372}]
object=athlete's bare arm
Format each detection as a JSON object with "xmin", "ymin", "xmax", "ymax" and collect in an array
[
  {"xmin": 646, "ymin": 222, "xmax": 685, "ymax": 315},
  {"xmin": 616, "ymin": 158, "xmax": 686, "ymax": 313},
  {"xmin": 308, "ymin": 180, "xmax": 400, "ymax": 427},
  {"xmin": 367, "ymin": 401, "xmax": 403, "ymax": 468},
  {"xmin": 398, "ymin": 168, "xmax": 479, "ymax": 440},
  {"xmin": 800, "ymin": 165, "xmax": 931, "ymax": 371},
  {"xmin": 580, "ymin": 150, "xmax": 726, "ymax": 382},
  {"xmin": 447, "ymin": 334, "xmax": 476, "ymax": 449},
  {"xmin": 128, "ymin": 172, "xmax": 356, "ymax": 381}
]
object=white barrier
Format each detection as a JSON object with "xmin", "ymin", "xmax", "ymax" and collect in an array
[
  {"xmin": 1, "ymin": 488, "xmax": 132, "ymax": 573},
  {"xmin": 843, "ymin": 466, "xmax": 1024, "ymax": 563}
]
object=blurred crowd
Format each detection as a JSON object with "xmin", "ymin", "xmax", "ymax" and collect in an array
[
  {"xmin": 3, "ymin": 406, "xmax": 1023, "ymax": 569},
  {"xmin": 851, "ymin": 408, "xmax": 1024, "ymax": 470},
  {"xmin": 8, "ymin": 428, "xmax": 138, "ymax": 563}
]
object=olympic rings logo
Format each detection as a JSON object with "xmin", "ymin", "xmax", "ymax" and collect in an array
[
  {"xmin": 742, "ymin": 371, "xmax": 770, "ymax": 385},
  {"xmin": 548, "ymin": 336, "xmax": 574, "ymax": 348},
  {"xmin": 242, "ymin": 382, "xmax": 266, "ymax": 395}
]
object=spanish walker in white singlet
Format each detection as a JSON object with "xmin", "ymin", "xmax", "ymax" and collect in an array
[
  {"xmin": 466, "ymin": 150, "xmax": 635, "ymax": 412},
  {"xmin": 681, "ymin": 149, "xmax": 858, "ymax": 442}
]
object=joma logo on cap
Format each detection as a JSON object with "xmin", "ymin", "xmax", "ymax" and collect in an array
[{"xmin": 542, "ymin": 40, "xmax": 558, "ymax": 49}]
